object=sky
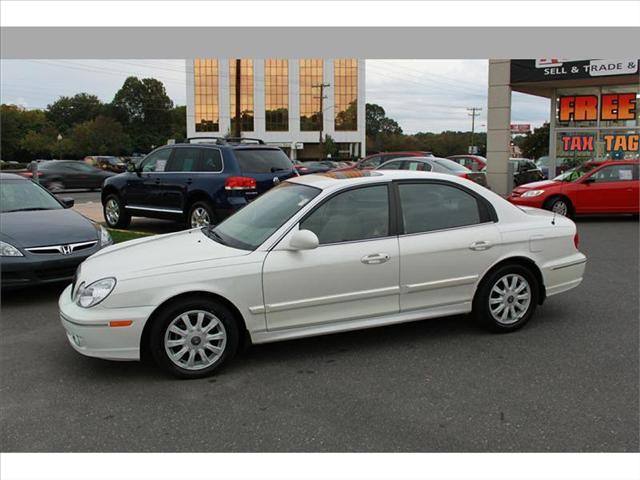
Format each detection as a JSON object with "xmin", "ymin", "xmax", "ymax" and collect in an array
[{"xmin": 0, "ymin": 59, "xmax": 550, "ymax": 134}]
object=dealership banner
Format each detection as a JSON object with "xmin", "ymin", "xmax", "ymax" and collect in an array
[{"xmin": 511, "ymin": 59, "xmax": 640, "ymax": 83}]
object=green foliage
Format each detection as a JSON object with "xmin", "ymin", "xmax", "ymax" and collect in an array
[
  {"xmin": 366, "ymin": 103, "xmax": 402, "ymax": 137},
  {"xmin": 520, "ymin": 123, "xmax": 550, "ymax": 160},
  {"xmin": 322, "ymin": 134, "xmax": 338, "ymax": 157},
  {"xmin": 1, "ymin": 76, "xmax": 186, "ymax": 161},
  {"xmin": 46, "ymin": 93, "xmax": 105, "ymax": 133}
]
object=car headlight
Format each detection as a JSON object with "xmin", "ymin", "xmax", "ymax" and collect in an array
[
  {"xmin": 521, "ymin": 190, "xmax": 545, "ymax": 197},
  {"xmin": 0, "ymin": 240, "xmax": 23, "ymax": 257},
  {"xmin": 74, "ymin": 277, "xmax": 116, "ymax": 308},
  {"xmin": 99, "ymin": 225, "xmax": 113, "ymax": 247}
]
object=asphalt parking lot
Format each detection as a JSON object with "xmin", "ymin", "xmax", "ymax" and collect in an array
[{"xmin": 0, "ymin": 217, "xmax": 638, "ymax": 452}]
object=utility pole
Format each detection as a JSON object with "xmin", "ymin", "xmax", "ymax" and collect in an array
[
  {"xmin": 467, "ymin": 107, "xmax": 482, "ymax": 153},
  {"xmin": 234, "ymin": 59, "xmax": 242, "ymax": 138},
  {"xmin": 313, "ymin": 82, "xmax": 330, "ymax": 160}
]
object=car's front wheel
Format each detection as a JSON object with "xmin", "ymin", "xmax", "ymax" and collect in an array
[
  {"xmin": 103, "ymin": 194, "xmax": 131, "ymax": 229},
  {"xmin": 149, "ymin": 296, "xmax": 240, "ymax": 379},
  {"xmin": 544, "ymin": 196, "xmax": 572, "ymax": 217},
  {"xmin": 473, "ymin": 264, "xmax": 539, "ymax": 332}
]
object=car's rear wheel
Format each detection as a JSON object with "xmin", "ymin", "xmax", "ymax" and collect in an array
[
  {"xmin": 188, "ymin": 201, "xmax": 215, "ymax": 228},
  {"xmin": 103, "ymin": 194, "xmax": 131, "ymax": 229},
  {"xmin": 544, "ymin": 196, "xmax": 572, "ymax": 217},
  {"xmin": 473, "ymin": 264, "xmax": 539, "ymax": 332},
  {"xmin": 149, "ymin": 297, "xmax": 239, "ymax": 379},
  {"xmin": 47, "ymin": 180, "xmax": 65, "ymax": 192}
]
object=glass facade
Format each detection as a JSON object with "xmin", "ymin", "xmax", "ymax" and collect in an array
[
  {"xmin": 265, "ymin": 59, "xmax": 289, "ymax": 131},
  {"xmin": 194, "ymin": 58, "xmax": 219, "ymax": 132},
  {"xmin": 334, "ymin": 59, "xmax": 358, "ymax": 131},
  {"xmin": 300, "ymin": 59, "xmax": 323, "ymax": 131},
  {"xmin": 229, "ymin": 59, "xmax": 254, "ymax": 132},
  {"xmin": 554, "ymin": 85, "xmax": 639, "ymax": 165}
]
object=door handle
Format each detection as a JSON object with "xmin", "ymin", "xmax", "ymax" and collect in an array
[
  {"xmin": 186, "ymin": 178, "xmax": 193, "ymax": 185},
  {"xmin": 361, "ymin": 253, "xmax": 390, "ymax": 265},
  {"xmin": 469, "ymin": 241, "xmax": 492, "ymax": 251},
  {"xmin": 154, "ymin": 178, "xmax": 161, "ymax": 184}
]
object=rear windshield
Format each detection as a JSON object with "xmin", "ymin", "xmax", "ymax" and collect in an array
[
  {"xmin": 234, "ymin": 149, "xmax": 293, "ymax": 174},
  {"xmin": 432, "ymin": 158, "xmax": 470, "ymax": 172}
]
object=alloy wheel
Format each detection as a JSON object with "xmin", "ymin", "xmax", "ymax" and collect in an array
[
  {"xmin": 48, "ymin": 181, "xmax": 64, "ymax": 192},
  {"xmin": 551, "ymin": 200, "xmax": 568, "ymax": 216},
  {"xmin": 190, "ymin": 207, "xmax": 211, "ymax": 228},
  {"xmin": 105, "ymin": 199, "xmax": 120, "ymax": 225},
  {"xmin": 488, "ymin": 274, "xmax": 531, "ymax": 325},
  {"xmin": 164, "ymin": 310, "xmax": 227, "ymax": 371}
]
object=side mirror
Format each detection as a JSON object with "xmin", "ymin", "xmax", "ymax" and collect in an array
[
  {"xmin": 126, "ymin": 162, "xmax": 139, "ymax": 174},
  {"xmin": 582, "ymin": 176, "xmax": 596, "ymax": 184},
  {"xmin": 289, "ymin": 229, "xmax": 319, "ymax": 251},
  {"xmin": 60, "ymin": 197, "xmax": 75, "ymax": 208}
]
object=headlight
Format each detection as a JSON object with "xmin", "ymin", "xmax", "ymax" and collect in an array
[
  {"xmin": 99, "ymin": 225, "xmax": 113, "ymax": 247},
  {"xmin": 74, "ymin": 277, "xmax": 116, "ymax": 308},
  {"xmin": 522, "ymin": 190, "xmax": 545, "ymax": 197},
  {"xmin": 0, "ymin": 240, "xmax": 23, "ymax": 257}
]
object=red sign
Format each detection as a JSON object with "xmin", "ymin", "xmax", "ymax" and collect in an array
[
  {"xmin": 510, "ymin": 124, "xmax": 531, "ymax": 133},
  {"xmin": 558, "ymin": 93, "xmax": 637, "ymax": 122},
  {"xmin": 561, "ymin": 135, "xmax": 594, "ymax": 152},
  {"xmin": 561, "ymin": 134, "xmax": 640, "ymax": 152}
]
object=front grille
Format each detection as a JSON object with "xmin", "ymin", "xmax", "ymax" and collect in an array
[
  {"xmin": 37, "ymin": 266, "xmax": 77, "ymax": 281},
  {"xmin": 25, "ymin": 240, "xmax": 97, "ymax": 255}
]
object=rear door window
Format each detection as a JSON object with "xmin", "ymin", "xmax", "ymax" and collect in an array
[
  {"xmin": 234, "ymin": 149, "xmax": 292, "ymax": 174},
  {"xmin": 197, "ymin": 148, "xmax": 223, "ymax": 172},
  {"xmin": 167, "ymin": 148, "xmax": 200, "ymax": 172}
]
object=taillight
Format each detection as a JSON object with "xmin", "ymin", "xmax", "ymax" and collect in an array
[
  {"xmin": 19, "ymin": 171, "xmax": 42, "ymax": 178},
  {"xmin": 573, "ymin": 232, "xmax": 580, "ymax": 249},
  {"xmin": 224, "ymin": 176, "xmax": 257, "ymax": 190},
  {"xmin": 458, "ymin": 173, "xmax": 470, "ymax": 180}
]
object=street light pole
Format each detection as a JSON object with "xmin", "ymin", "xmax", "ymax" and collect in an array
[
  {"xmin": 467, "ymin": 107, "xmax": 482, "ymax": 153},
  {"xmin": 313, "ymin": 82, "xmax": 330, "ymax": 160}
]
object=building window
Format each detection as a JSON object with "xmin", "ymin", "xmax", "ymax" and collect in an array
[
  {"xmin": 194, "ymin": 58, "xmax": 219, "ymax": 132},
  {"xmin": 300, "ymin": 59, "xmax": 323, "ymax": 131},
  {"xmin": 334, "ymin": 59, "xmax": 358, "ymax": 131},
  {"xmin": 265, "ymin": 59, "xmax": 289, "ymax": 131},
  {"xmin": 229, "ymin": 59, "xmax": 254, "ymax": 132}
]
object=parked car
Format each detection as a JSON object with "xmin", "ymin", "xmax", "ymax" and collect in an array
[
  {"xmin": 60, "ymin": 169, "xmax": 585, "ymax": 378},
  {"xmin": 84, "ymin": 156, "xmax": 127, "ymax": 173},
  {"xmin": 510, "ymin": 158, "xmax": 545, "ymax": 186},
  {"xmin": 294, "ymin": 160, "xmax": 333, "ymax": 175},
  {"xmin": 377, "ymin": 156, "xmax": 488, "ymax": 187},
  {"xmin": 334, "ymin": 151, "xmax": 434, "ymax": 171},
  {"xmin": 447, "ymin": 154, "xmax": 487, "ymax": 172},
  {"xmin": 24, "ymin": 160, "xmax": 116, "ymax": 192},
  {"xmin": 1, "ymin": 173, "xmax": 112, "ymax": 287},
  {"xmin": 535, "ymin": 156, "xmax": 571, "ymax": 179},
  {"xmin": 508, "ymin": 160, "xmax": 640, "ymax": 217},
  {"xmin": 101, "ymin": 137, "xmax": 298, "ymax": 229}
]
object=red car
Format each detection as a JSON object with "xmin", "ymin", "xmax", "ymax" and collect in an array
[
  {"xmin": 336, "ymin": 151, "xmax": 433, "ymax": 171},
  {"xmin": 447, "ymin": 155, "xmax": 487, "ymax": 172},
  {"xmin": 508, "ymin": 160, "xmax": 639, "ymax": 217}
]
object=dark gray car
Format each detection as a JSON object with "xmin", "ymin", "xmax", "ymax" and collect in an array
[{"xmin": 0, "ymin": 173, "xmax": 112, "ymax": 287}]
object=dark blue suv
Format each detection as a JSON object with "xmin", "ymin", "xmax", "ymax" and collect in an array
[{"xmin": 101, "ymin": 138, "xmax": 297, "ymax": 229}]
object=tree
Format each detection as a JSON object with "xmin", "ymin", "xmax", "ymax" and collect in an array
[
  {"xmin": 169, "ymin": 105, "xmax": 187, "ymax": 142},
  {"xmin": 67, "ymin": 116, "xmax": 131, "ymax": 157},
  {"xmin": 365, "ymin": 103, "xmax": 402, "ymax": 137},
  {"xmin": 322, "ymin": 134, "xmax": 338, "ymax": 158},
  {"xmin": 46, "ymin": 93, "xmax": 105, "ymax": 133},
  {"xmin": 111, "ymin": 76, "xmax": 174, "ymax": 152},
  {"xmin": 520, "ymin": 123, "xmax": 550, "ymax": 160},
  {"xmin": 1, "ymin": 105, "xmax": 50, "ymax": 162}
]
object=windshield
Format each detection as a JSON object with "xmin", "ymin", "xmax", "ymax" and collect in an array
[
  {"xmin": 553, "ymin": 164, "xmax": 594, "ymax": 182},
  {"xmin": 234, "ymin": 149, "xmax": 293, "ymax": 174},
  {"xmin": 0, "ymin": 180, "xmax": 63, "ymax": 212},
  {"xmin": 207, "ymin": 182, "xmax": 320, "ymax": 250},
  {"xmin": 432, "ymin": 158, "xmax": 470, "ymax": 172}
]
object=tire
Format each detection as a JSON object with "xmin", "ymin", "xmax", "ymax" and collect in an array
[
  {"xmin": 544, "ymin": 196, "xmax": 572, "ymax": 218},
  {"xmin": 473, "ymin": 264, "xmax": 539, "ymax": 332},
  {"xmin": 149, "ymin": 296, "xmax": 240, "ymax": 379},
  {"xmin": 103, "ymin": 194, "xmax": 131, "ymax": 229},
  {"xmin": 188, "ymin": 201, "xmax": 215, "ymax": 228},
  {"xmin": 46, "ymin": 180, "xmax": 65, "ymax": 192}
]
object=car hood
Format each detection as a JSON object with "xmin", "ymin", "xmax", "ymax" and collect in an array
[
  {"xmin": 514, "ymin": 180, "xmax": 560, "ymax": 190},
  {"xmin": 78, "ymin": 228, "xmax": 252, "ymax": 282},
  {"xmin": 0, "ymin": 208, "xmax": 97, "ymax": 248}
]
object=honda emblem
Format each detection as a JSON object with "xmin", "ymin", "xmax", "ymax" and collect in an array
[{"xmin": 60, "ymin": 245, "xmax": 73, "ymax": 255}]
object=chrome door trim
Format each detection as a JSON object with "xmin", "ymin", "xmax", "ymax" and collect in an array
[
  {"xmin": 125, "ymin": 205, "xmax": 184, "ymax": 214},
  {"xmin": 402, "ymin": 274, "xmax": 479, "ymax": 293}
]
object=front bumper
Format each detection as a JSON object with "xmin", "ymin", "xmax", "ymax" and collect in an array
[
  {"xmin": 58, "ymin": 284, "xmax": 154, "ymax": 361},
  {"xmin": 1, "ymin": 248, "xmax": 98, "ymax": 287}
]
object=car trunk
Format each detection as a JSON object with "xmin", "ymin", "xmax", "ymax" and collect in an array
[
  {"xmin": 234, "ymin": 148, "xmax": 298, "ymax": 195},
  {"xmin": 464, "ymin": 172, "xmax": 488, "ymax": 187}
]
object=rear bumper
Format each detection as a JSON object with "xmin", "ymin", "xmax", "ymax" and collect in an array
[
  {"xmin": 58, "ymin": 284, "xmax": 154, "ymax": 361},
  {"xmin": 541, "ymin": 253, "xmax": 587, "ymax": 297}
]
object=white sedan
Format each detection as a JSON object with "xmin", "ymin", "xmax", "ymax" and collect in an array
[{"xmin": 59, "ymin": 171, "xmax": 586, "ymax": 378}]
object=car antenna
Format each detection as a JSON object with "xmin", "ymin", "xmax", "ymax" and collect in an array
[{"xmin": 551, "ymin": 210, "xmax": 556, "ymax": 225}]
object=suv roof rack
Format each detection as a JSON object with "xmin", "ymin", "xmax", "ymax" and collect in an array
[{"xmin": 185, "ymin": 136, "xmax": 266, "ymax": 145}]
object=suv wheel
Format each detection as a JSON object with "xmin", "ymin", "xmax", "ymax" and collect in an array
[
  {"xmin": 149, "ymin": 296, "xmax": 239, "ymax": 379},
  {"xmin": 103, "ymin": 194, "xmax": 131, "ymax": 229},
  {"xmin": 188, "ymin": 201, "xmax": 215, "ymax": 228}
]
